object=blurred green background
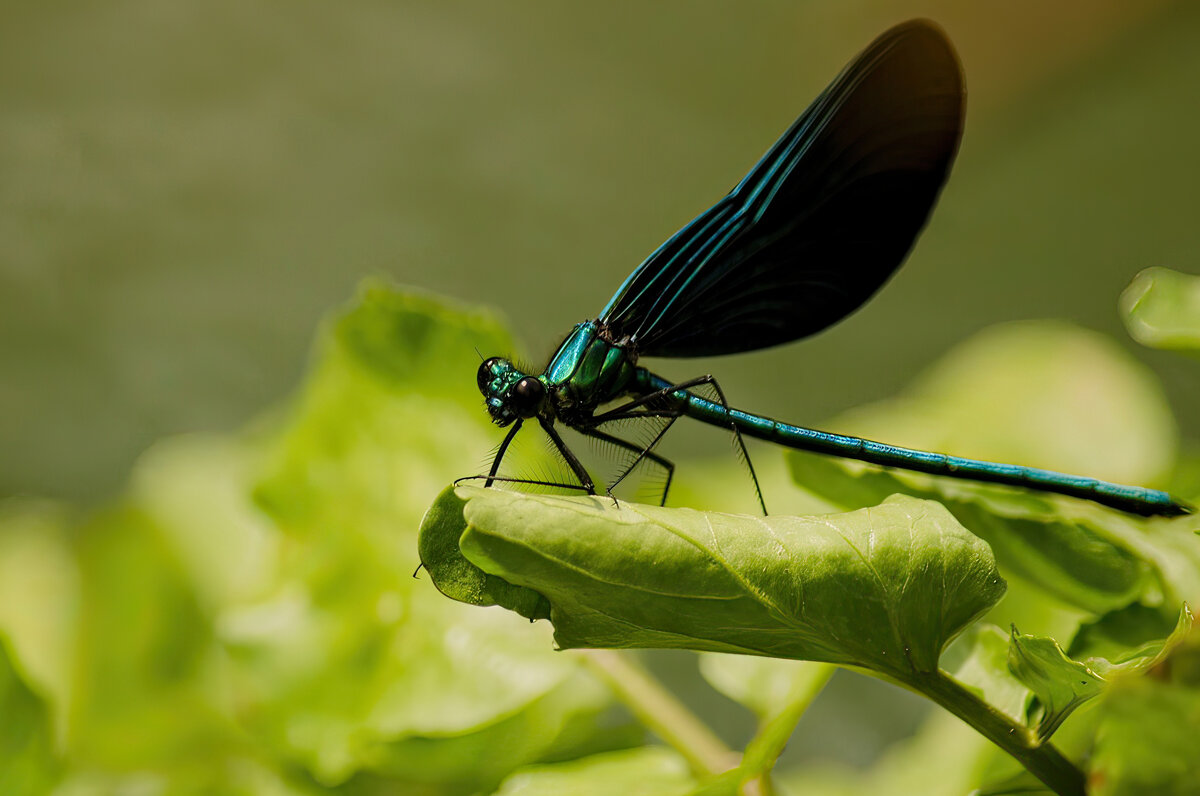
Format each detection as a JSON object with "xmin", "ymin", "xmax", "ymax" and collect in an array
[{"xmin": 3, "ymin": 0, "xmax": 1199, "ymax": 503}]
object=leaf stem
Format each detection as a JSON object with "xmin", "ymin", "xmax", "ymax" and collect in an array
[
  {"xmin": 577, "ymin": 649, "xmax": 739, "ymax": 778},
  {"xmin": 910, "ymin": 670, "xmax": 1086, "ymax": 796},
  {"xmin": 740, "ymin": 663, "xmax": 836, "ymax": 794}
]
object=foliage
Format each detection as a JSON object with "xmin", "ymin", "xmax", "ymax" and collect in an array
[
  {"xmin": 0, "ymin": 282, "xmax": 637, "ymax": 795},
  {"xmin": 423, "ymin": 489, "xmax": 1004, "ymax": 674},
  {"xmin": 419, "ymin": 271, "xmax": 1200, "ymax": 793},
  {"xmin": 1121, "ymin": 267, "xmax": 1200, "ymax": 352},
  {"xmin": 1, "ymin": 271, "xmax": 1199, "ymax": 794}
]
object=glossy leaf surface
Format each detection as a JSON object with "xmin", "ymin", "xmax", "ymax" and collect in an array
[{"xmin": 421, "ymin": 487, "xmax": 1005, "ymax": 680}]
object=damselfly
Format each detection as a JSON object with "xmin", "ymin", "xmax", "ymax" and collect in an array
[{"xmin": 468, "ymin": 19, "xmax": 1192, "ymax": 518}]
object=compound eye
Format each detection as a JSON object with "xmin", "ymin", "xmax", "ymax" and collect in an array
[
  {"xmin": 477, "ymin": 358, "xmax": 501, "ymax": 394},
  {"xmin": 511, "ymin": 376, "xmax": 546, "ymax": 417}
]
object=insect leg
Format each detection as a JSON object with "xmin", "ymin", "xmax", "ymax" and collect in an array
[
  {"xmin": 579, "ymin": 422, "xmax": 677, "ymax": 506},
  {"xmin": 457, "ymin": 417, "xmax": 597, "ymax": 495},
  {"xmin": 455, "ymin": 474, "xmax": 593, "ymax": 492},
  {"xmin": 595, "ymin": 376, "xmax": 767, "ymax": 514},
  {"xmin": 484, "ymin": 418, "xmax": 523, "ymax": 487},
  {"xmin": 539, "ymin": 417, "xmax": 596, "ymax": 494}
]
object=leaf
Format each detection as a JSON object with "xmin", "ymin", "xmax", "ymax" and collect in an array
[
  {"xmin": 130, "ymin": 434, "xmax": 278, "ymax": 610},
  {"xmin": 365, "ymin": 670, "xmax": 637, "ymax": 793},
  {"xmin": 491, "ymin": 746, "xmax": 697, "ymax": 796},
  {"xmin": 424, "ymin": 488, "xmax": 1005, "ymax": 682},
  {"xmin": 221, "ymin": 284, "xmax": 620, "ymax": 784},
  {"xmin": 418, "ymin": 486, "xmax": 551, "ymax": 620},
  {"xmin": 1167, "ymin": 444, "xmax": 1200, "ymax": 507},
  {"xmin": 698, "ymin": 654, "xmax": 835, "ymax": 787},
  {"xmin": 331, "ymin": 278, "xmax": 518, "ymax": 407},
  {"xmin": 254, "ymin": 279, "xmax": 513, "ymax": 540},
  {"xmin": 0, "ymin": 499, "xmax": 77, "ymax": 727},
  {"xmin": 940, "ymin": 624, "xmax": 1030, "ymax": 723},
  {"xmin": 697, "ymin": 654, "xmax": 832, "ymax": 723},
  {"xmin": 1069, "ymin": 603, "xmax": 1190, "ymax": 673},
  {"xmin": 1076, "ymin": 617, "xmax": 1200, "ymax": 794},
  {"xmin": 24, "ymin": 284, "xmax": 625, "ymax": 791},
  {"xmin": 1090, "ymin": 677, "xmax": 1200, "ymax": 795},
  {"xmin": 0, "ymin": 492, "xmax": 317, "ymax": 794},
  {"xmin": 1007, "ymin": 608, "xmax": 1192, "ymax": 741},
  {"xmin": 790, "ymin": 452, "xmax": 1156, "ymax": 616},
  {"xmin": 1120, "ymin": 267, "xmax": 1200, "ymax": 352},
  {"xmin": 1007, "ymin": 629, "xmax": 1104, "ymax": 741},
  {"xmin": 68, "ymin": 504, "xmax": 230, "ymax": 769},
  {"xmin": 0, "ymin": 635, "xmax": 61, "ymax": 795},
  {"xmin": 824, "ymin": 321, "xmax": 1177, "ymax": 486},
  {"xmin": 1079, "ymin": 606, "xmax": 1194, "ymax": 679},
  {"xmin": 787, "ymin": 321, "xmax": 1192, "ymax": 617}
]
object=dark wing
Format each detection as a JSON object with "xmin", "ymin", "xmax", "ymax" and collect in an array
[{"xmin": 597, "ymin": 19, "xmax": 964, "ymax": 358}]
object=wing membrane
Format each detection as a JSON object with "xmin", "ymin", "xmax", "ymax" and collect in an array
[{"xmin": 598, "ymin": 19, "xmax": 964, "ymax": 357}]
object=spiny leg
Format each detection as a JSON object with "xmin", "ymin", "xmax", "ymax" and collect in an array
[
  {"xmin": 484, "ymin": 419, "xmax": 523, "ymax": 487},
  {"xmin": 579, "ymin": 424, "xmax": 677, "ymax": 506},
  {"xmin": 596, "ymin": 376, "xmax": 767, "ymax": 514},
  {"xmin": 455, "ymin": 474, "xmax": 593, "ymax": 492},
  {"xmin": 461, "ymin": 416, "xmax": 595, "ymax": 496},
  {"xmin": 539, "ymin": 417, "xmax": 596, "ymax": 494},
  {"xmin": 701, "ymin": 377, "xmax": 766, "ymax": 514}
]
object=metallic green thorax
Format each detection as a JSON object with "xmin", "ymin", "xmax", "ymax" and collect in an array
[{"xmin": 544, "ymin": 322, "xmax": 636, "ymax": 410}]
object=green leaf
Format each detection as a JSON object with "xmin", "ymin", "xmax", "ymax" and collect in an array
[
  {"xmin": 1070, "ymin": 603, "xmax": 1191, "ymax": 674},
  {"xmin": 27, "ymin": 284, "xmax": 623, "ymax": 790},
  {"xmin": 1080, "ymin": 606, "xmax": 1193, "ymax": 679},
  {"xmin": 699, "ymin": 654, "xmax": 834, "ymax": 787},
  {"xmin": 331, "ymin": 278, "xmax": 518, "ymax": 407},
  {"xmin": 940, "ymin": 624, "xmax": 1030, "ymax": 723},
  {"xmin": 68, "ymin": 504, "xmax": 231, "ymax": 770},
  {"xmin": 365, "ymin": 670, "xmax": 637, "ymax": 793},
  {"xmin": 788, "ymin": 322, "xmax": 1191, "ymax": 617},
  {"xmin": 0, "ymin": 635, "xmax": 61, "ymax": 795},
  {"xmin": 697, "ymin": 654, "xmax": 832, "ymax": 723},
  {"xmin": 790, "ymin": 452, "xmax": 1156, "ymax": 617},
  {"xmin": 253, "ymin": 279, "xmax": 512, "ymax": 541},
  {"xmin": 491, "ymin": 746, "xmax": 697, "ymax": 796},
  {"xmin": 1167, "ymin": 444, "xmax": 1200, "ymax": 507},
  {"xmin": 428, "ymin": 488, "xmax": 1005, "ymax": 681},
  {"xmin": 821, "ymin": 321, "xmax": 1177, "ymax": 486},
  {"xmin": 1006, "ymin": 609, "xmax": 1193, "ymax": 743},
  {"xmin": 129, "ymin": 434, "xmax": 279, "ymax": 610},
  {"xmin": 221, "ymin": 284, "xmax": 620, "ymax": 784},
  {"xmin": 1082, "ymin": 619, "xmax": 1200, "ymax": 794},
  {"xmin": 1120, "ymin": 267, "xmax": 1200, "ymax": 352},
  {"xmin": 1007, "ymin": 629, "xmax": 1104, "ymax": 741},
  {"xmin": 1090, "ymin": 680, "xmax": 1200, "ymax": 795},
  {"xmin": 52, "ymin": 760, "xmax": 320, "ymax": 796},
  {"xmin": 419, "ymin": 486, "xmax": 551, "ymax": 620},
  {"xmin": 0, "ymin": 494, "xmax": 317, "ymax": 795},
  {"xmin": 0, "ymin": 499, "xmax": 76, "ymax": 730}
]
